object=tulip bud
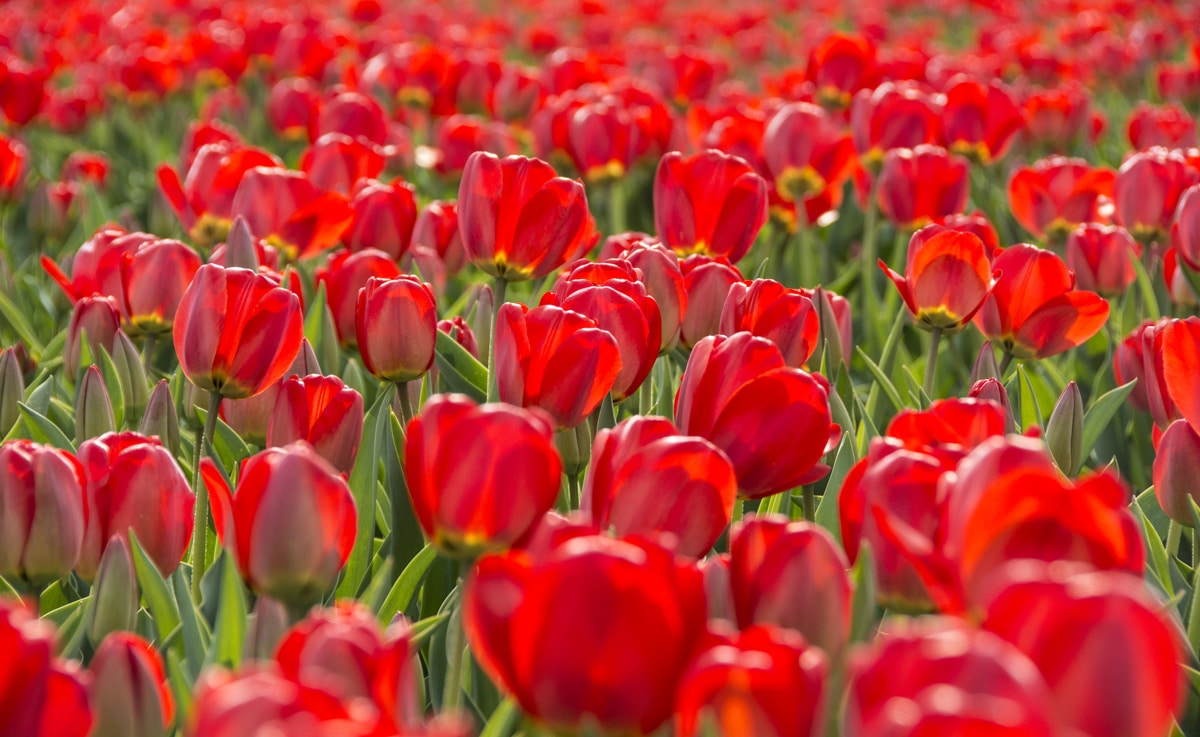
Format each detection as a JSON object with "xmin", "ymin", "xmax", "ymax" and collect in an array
[
  {"xmin": 971, "ymin": 341, "xmax": 1002, "ymax": 382},
  {"xmin": 0, "ymin": 440, "xmax": 87, "ymax": 587},
  {"xmin": 244, "ymin": 595, "xmax": 290, "ymax": 662},
  {"xmin": 1045, "ymin": 381, "xmax": 1084, "ymax": 474},
  {"xmin": 1153, "ymin": 419, "xmax": 1200, "ymax": 526},
  {"xmin": 0, "ymin": 347, "xmax": 25, "ymax": 436},
  {"xmin": 65, "ymin": 295, "xmax": 121, "ymax": 379},
  {"xmin": 89, "ymin": 633, "xmax": 173, "ymax": 737},
  {"xmin": 75, "ymin": 366, "xmax": 116, "ymax": 445},
  {"xmin": 112, "ymin": 330, "xmax": 149, "ymax": 423},
  {"xmin": 969, "ymin": 378, "xmax": 1018, "ymax": 434},
  {"xmin": 140, "ymin": 380, "xmax": 180, "ymax": 455},
  {"xmin": 355, "ymin": 275, "xmax": 437, "ymax": 384},
  {"xmin": 87, "ymin": 536, "xmax": 138, "ymax": 644}
]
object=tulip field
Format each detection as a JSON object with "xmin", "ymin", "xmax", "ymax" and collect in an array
[{"xmin": 5, "ymin": 0, "xmax": 1200, "ymax": 734}]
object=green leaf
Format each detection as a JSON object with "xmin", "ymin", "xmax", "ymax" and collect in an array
[
  {"xmin": 129, "ymin": 533, "xmax": 182, "ymax": 650},
  {"xmin": 165, "ymin": 649, "xmax": 195, "ymax": 729},
  {"xmin": 856, "ymin": 347, "xmax": 903, "ymax": 413},
  {"xmin": 171, "ymin": 569, "xmax": 209, "ymax": 680},
  {"xmin": 210, "ymin": 551, "xmax": 247, "ymax": 669},
  {"xmin": 337, "ymin": 385, "xmax": 392, "ymax": 598},
  {"xmin": 480, "ymin": 698, "xmax": 522, "ymax": 737},
  {"xmin": 1130, "ymin": 250, "xmax": 1162, "ymax": 321},
  {"xmin": 376, "ymin": 544, "xmax": 437, "ymax": 623},
  {"xmin": 1015, "ymin": 365, "xmax": 1044, "ymax": 431},
  {"xmin": 1133, "ymin": 497, "xmax": 1172, "ymax": 597},
  {"xmin": 17, "ymin": 403, "xmax": 74, "ymax": 450},
  {"xmin": 758, "ymin": 490, "xmax": 789, "ymax": 517},
  {"xmin": 410, "ymin": 612, "xmax": 449, "ymax": 645},
  {"xmin": 1081, "ymin": 380, "xmax": 1137, "ymax": 470},
  {"xmin": 434, "ymin": 330, "xmax": 487, "ymax": 401},
  {"xmin": 97, "ymin": 347, "xmax": 125, "ymax": 430},
  {"xmin": 0, "ymin": 288, "xmax": 45, "ymax": 354},
  {"xmin": 815, "ymin": 434, "xmax": 856, "ymax": 543},
  {"xmin": 849, "ymin": 543, "xmax": 878, "ymax": 644}
]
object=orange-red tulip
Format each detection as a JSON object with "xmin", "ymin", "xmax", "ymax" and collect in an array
[
  {"xmin": 654, "ymin": 150, "xmax": 769, "ymax": 264},
  {"xmin": 880, "ymin": 225, "xmax": 994, "ymax": 333},
  {"xmin": 1007, "ymin": 155, "xmax": 1115, "ymax": 244}
]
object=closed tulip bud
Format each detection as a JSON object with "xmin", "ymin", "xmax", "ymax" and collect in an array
[
  {"xmin": 65, "ymin": 295, "xmax": 121, "ymax": 379},
  {"xmin": 969, "ymin": 378, "xmax": 1017, "ymax": 434},
  {"xmin": 344, "ymin": 179, "xmax": 418, "ymax": 262},
  {"xmin": 1153, "ymin": 419, "xmax": 1200, "ymax": 526},
  {"xmin": 679, "ymin": 254, "xmax": 743, "ymax": 348},
  {"xmin": 202, "ymin": 443, "xmax": 356, "ymax": 606},
  {"xmin": 970, "ymin": 341, "xmax": 1001, "ymax": 382},
  {"xmin": 406, "ymin": 394, "xmax": 561, "ymax": 557},
  {"xmin": 1045, "ymin": 381, "xmax": 1084, "ymax": 474},
  {"xmin": 803, "ymin": 285, "xmax": 851, "ymax": 370},
  {"xmin": 75, "ymin": 366, "xmax": 116, "ymax": 444},
  {"xmin": 244, "ymin": 595, "xmax": 290, "ymax": 662},
  {"xmin": 355, "ymin": 275, "xmax": 437, "ymax": 384},
  {"xmin": 0, "ymin": 347, "xmax": 24, "ymax": 436},
  {"xmin": 267, "ymin": 374, "xmax": 364, "ymax": 474},
  {"xmin": 582, "ymin": 416, "xmax": 737, "ymax": 558},
  {"xmin": 140, "ymin": 380, "xmax": 180, "ymax": 455},
  {"xmin": 0, "ymin": 440, "xmax": 87, "ymax": 587},
  {"xmin": 472, "ymin": 283, "xmax": 494, "ymax": 361},
  {"xmin": 223, "ymin": 217, "xmax": 260, "ymax": 270},
  {"xmin": 112, "ymin": 330, "xmax": 149, "ymax": 421},
  {"xmin": 87, "ymin": 536, "xmax": 138, "ymax": 644},
  {"xmin": 89, "ymin": 633, "xmax": 173, "ymax": 737},
  {"xmin": 316, "ymin": 249, "xmax": 403, "ymax": 349}
]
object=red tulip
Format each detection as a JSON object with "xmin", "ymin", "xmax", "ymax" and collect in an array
[
  {"xmin": 1007, "ymin": 155, "xmax": 1116, "ymax": 244},
  {"xmin": 0, "ymin": 134, "xmax": 28, "ymax": 202},
  {"xmin": 203, "ymin": 443, "xmax": 356, "ymax": 605},
  {"xmin": 64, "ymin": 295, "xmax": 121, "ymax": 378},
  {"xmin": 935, "ymin": 210, "xmax": 1001, "ymax": 251},
  {"xmin": 850, "ymin": 82, "xmax": 942, "ymax": 167},
  {"xmin": 1170, "ymin": 183, "xmax": 1200, "ymax": 271},
  {"xmin": 1162, "ymin": 316, "xmax": 1200, "ymax": 436},
  {"xmin": 875, "ymin": 145, "xmax": 969, "ymax": 230},
  {"xmin": 1153, "ymin": 419, "xmax": 1200, "ymax": 526},
  {"xmin": 174, "ymin": 264, "xmax": 304, "ymax": 399},
  {"xmin": 678, "ymin": 254, "xmax": 742, "ymax": 348},
  {"xmin": 0, "ymin": 57, "xmax": 47, "ymax": 126},
  {"xmin": 0, "ymin": 440, "xmax": 87, "ymax": 587},
  {"xmin": 1065, "ymin": 223, "xmax": 1140, "ymax": 298},
  {"xmin": 61, "ymin": 151, "xmax": 110, "ymax": 189},
  {"xmin": 494, "ymin": 303, "xmax": 621, "ymax": 429},
  {"xmin": 973, "ymin": 243, "xmax": 1109, "ymax": 360},
  {"xmin": 983, "ymin": 564, "xmax": 1183, "ymax": 737},
  {"xmin": 458, "ymin": 152, "xmax": 594, "ymax": 281},
  {"xmin": 1023, "ymin": 83, "xmax": 1093, "ymax": 148},
  {"xmin": 464, "ymin": 534, "xmax": 707, "ymax": 734},
  {"xmin": 410, "ymin": 200, "xmax": 465, "ymax": 277},
  {"xmin": 221, "ymin": 340, "xmax": 320, "ymax": 447},
  {"xmin": 719, "ymin": 278, "xmax": 820, "ymax": 368},
  {"xmin": 119, "ymin": 239, "xmax": 203, "ymax": 335},
  {"xmin": 344, "ymin": 179, "xmax": 418, "ymax": 262},
  {"xmin": 76, "ymin": 432, "xmax": 194, "ymax": 582},
  {"xmin": 805, "ymin": 32, "xmax": 876, "ymax": 109},
  {"xmin": 675, "ymin": 626, "xmax": 827, "ymax": 737},
  {"xmin": 0, "ymin": 600, "xmax": 93, "ymax": 737},
  {"xmin": 844, "ymin": 616, "xmax": 1060, "ymax": 737},
  {"xmin": 1113, "ymin": 146, "xmax": 1199, "ymax": 244},
  {"xmin": 405, "ymin": 394, "xmax": 560, "ymax": 557},
  {"xmin": 654, "ymin": 150, "xmax": 769, "ymax": 264},
  {"xmin": 880, "ymin": 225, "xmax": 994, "ymax": 333},
  {"xmin": 729, "ymin": 515, "xmax": 853, "ymax": 660},
  {"xmin": 316, "ymin": 249, "xmax": 403, "ymax": 349},
  {"xmin": 566, "ymin": 101, "xmax": 635, "ymax": 181},
  {"xmin": 354, "ymin": 275, "xmax": 437, "ymax": 384},
  {"xmin": 267, "ymin": 374, "xmax": 364, "ymax": 475},
  {"xmin": 1114, "ymin": 319, "xmax": 1178, "ymax": 425},
  {"xmin": 316, "ymin": 90, "xmax": 390, "ymax": 146},
  {"xmin": 675, "ymin": 333, "xmax": 838, "ymax": 499},
  {"xmin": 582, "ymin": 416, "xmax": 736, "ymax": 558},
  {"xmin": 266, "ymin": 77, "xmax": 320, "ymax": 141},
  {"xmin": 229, "ymin": 167, "xmax": 354, "ymax": 261},
  {"xmin": 1127, "ymin": 101, "xmax": 1196, "ymax": 150},
  {"xmin": 300, "ymin": 133, "xmax": 386, "ymax": 197},
  {"xmin": 188, "ymin": 667, "xmax": 376, "ymax": 737},
  {"xmin": 614, "ymin": 241, "xmax": 687, "ymax": 352},
  {"xmin": 42, "ymin": 227, "xmax": 146, "ymax": 304},
  {"xmin": 762, "ymin": 102, "xmax": 857, "ymax": 206},
  {"xmin": 88, "ymin": 633, "xmax": 173, "ymax": 737},
  {"xmin": 941, "ymin": 76, "xmax": 1026, "ymax": 164}
]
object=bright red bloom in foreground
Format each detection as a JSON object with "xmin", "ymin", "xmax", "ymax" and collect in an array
[
  {"xmin": 1007, "ymin": 155, "xmax": 1115, "ymax": 244},
  {"xmin": 1153, "ymin": 419, "xmax": 1200, "ymax": 526},
  {"xmin": 173, "ymin": 264, "xmax": 304, "ymax": 399},
  {"xmin": 405, "ymin": 394, "xmax": 561, "ymax": 558},
  {"xmin": 1170, "ymin": 182, "xmax": 1200, "ymax": 271},
  {"xmin": 1162, "ymin": 316, "xmax": 1200, "ymax": 436},
  {"xmin": 457, "ymin": 152, "xmax": 593, "ymax": 281},
  {"xmin": 464, "ymin": 535, "xmax": 707, "ymax": 735},
  {"xmin": 0, "ymin": 600, "xmax": 93, "ymax": 737},
  {"xmin": 495, "ymin": 303, "xmax": 621, "ymax": 429},
  {"xmin": 267, "ymin": 374, "xmax": 364, "ymax": 475},
  {"xmin": 582, "ymin": 416, "xmax": 736, "ymax": 558},
  {"xmin": 719, "ymin": 278, "xmax": 820, "ymax": 369},
  {"xmin": 204, "ymin": 443, "xmax": 356, "ymax": 606},
  {"xmin": 881, "ymin": 225, "xmax": 994, "ymax": 333},
  {"xmin": 0, "ymin": 440, "xmax": 87, "ymax": 587},
  {"xmin": 654, "ymin": 150, "xmax": 769, "ymax": 264},
  {"xmin": 355, "ymin": 275, "xmax": 437, "ymax": 384},
  {"xmin": 676, "ymin": 332, "xmax": 838, "ymax": 499},
  {"xmin": 875, "ymin": 145, "xmax": 969, "ymax": 230},
  {"xmin": 973, "ymin": 243, "xmax": 1109, "ymax": 360}
]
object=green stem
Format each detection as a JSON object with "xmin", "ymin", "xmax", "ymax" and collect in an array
[
  {"xmin": 141, "ymin": 333, "xmax": 157, "ymax": 377},
  {"xmin": 396, "ymin": 381, "xmax": 415, "ymax": 426},
  {"xmin": 486, "ymin": 277, "xmax": 508, "ymax": 404},
  {"xmin": 998, "ymin": 351, "xmax": 1014, "ymax": 378},
  {"xmin": 608, "ymin": 179, "xmax": 627, "ymax": 236},
  {"xmin": 442, "ymin": 561, "xmax": 471, "ymax": 714},
  {"xmin": 731, "ymin": 498, "xmax": 744, "ymax": 526},
  {"xmin": 1192, "ymin": 527, "xmax": 1199, "ymax": 575},
  {"xmin": 1168, "ymin": 521, "xmax": 1182, "ymax": 559},
  {"xmin": 801, "ymin": 484, "xmax": 816, "ymax": 522},
  {"xmin": 861, "ymin": 189, "xmax": 880, "ymax": 350},
  {"xmin": 567, "ymin": 473, "xmax": 580, "ymax": 510},
  {"xmin": 190, "ymin": 391, "xmax": 221, "ymax": 601},
  {"xmin": 796, "ymin": 220, "xmax": 816, "ymax": 289},
  {"xmin": 923, "ymin": 328, "xmax": 943, "ymax": 400}
]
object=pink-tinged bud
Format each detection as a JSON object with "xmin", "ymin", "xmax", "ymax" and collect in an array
[
  {"xmin": 355, "ymin": 275, "xmax": 437, "ymax": 384},
  {"xmin": 1045, "ymin": 380, "xmax": 1084, "ymax": 474},
  {"xmin": 344, "ymin": 179, "xmax": 418, "ymax": 262},
  {"xmin": 75, "ymin": 366, "xmax": 116, "ymax": 445},
  {"xmin": 471, "ymin": 283, "xmax": 494, "ymax": 361},
  {"xmin": 802, "ymin": 286, "xmax": 852, "ymax": 371},
  {"xmin": 1065, "ymin": 223, "xmax": 1140, "ymax": 298},
  {"xmin": 729, "ymin": 515, "xmax": 853, "ymax": 660},
  {"xmin": 0, "ymin": 347, "xmax": 24, "ymax": 436},
  {"xmin": 971, "ymin": 341, "xmax": 1001, "ymax": 382},
  {"xmin": 139, "ymin": 380, "xmax": 180, "ymax": 456},
  {"xmin": 65, "ymin": 295, "xmax": 121, "ymax": 379},
  {"xmin": 437, "ymin": 317, "xmax": 478, "ymax": 358},
  {"xmin": 111, "ymin": 331, "xmax": 149, "ymax": 423},
  {"xmin": 87, "ymin": 536, "xmax": 138, "ymax": 644},
  {"xmin": 88, "ymin": 633, "xmax": 173, "ymax": 737},
  {"xmin": 969, "ymin": 378, "xmax": 1017, "ymax": 433},
  {"xmin": 267, "ymin": 374, "xmax": 364, "ymax": 474},
  {"xmin": 678, "ymin": 254, "xmax": 742, "ymax": 348},
  {"xmin": 223, "ymin": 217, "xmax": 261, "ymax": 270},
  {"xmin": 0, "ymin": 440, "xmax": 87, "ymax": 587},
  {"xmin": 1154, "ymin": 419, "xmax": 1200, "ymax": 526}
]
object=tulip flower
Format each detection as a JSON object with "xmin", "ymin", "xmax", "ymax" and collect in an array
[
  {"xmin": 1153, "ymin": 419, "xmax": 1200, "ymax": 525},
  {"xmin": 464, "ymin": 534, "xmax": 707, "ymax": 735},
  {"xmin": 266, "ymin": 77, "xmax": 319, "ymax": 140},
  {"xmin": 229, "ymin": 166, "xmax": 354, "ymax": 260},
  {"xmin": 0, "ymin": 600, "xmax": 93, "ymax": 737},
  {"xmin": 119, "ymin": 238, "xmax": 203, "ymax": 335},
  {"xmin": 844, "ymin": 616, "xmax": 1060, "ymax": 737},
  {"xmin": 805, "ymin": 32, "xmax": 876, "ymax": 109},
  {"xmin": 344, "ymin": 179, "xmax": 418, "ymax": 262},
  {"xmin": 850, "ymin": 82, "xmax": 942, "ymax": 167},
  {"xmin": 267, "ymin": 374, "xmax": 364, "ymax": 475},
  {"xmin": 1009, "ymin": 155, "xmax": 1116, "ymax": 242},
  {"xmin": 729, "ymin": 516, "xmax": 853, "ymax": 660},
  {"xmin": 0, "ymin": 134, "xmax": 27, "ymax": 202},
  {"xmin": 1114, "ymin": 319, "xmax": 1178, "ymax": 425},
  {"xmin": 654, "ymin": 149, "xmax": 769, "ymax": 264},
  {"xmin": 221, "ymin": 340, "xmax": 320, "ymax": 447},
  {"xmin": 676, "ymin": 332, "xmax": 838, "ymax": 499},
  {"xmin": 678, "ymin": 254, "xmax": 743, "ymax": 348},
  {"xmin": 983, "ymin": 564, "xmax": 1183, "ymax": 737},
  {"xmin": 87, "ymin": 536, "xmax": 137, "ymax": 644},
  {"xmin": 582, "ymin": 416, "xmax": 736, "ymax": 558},
  {"xmin": 675, "ymin": 626, "xmax": 827, "ymax": 737},
  {"xmin": 1171, "ymin": 183, "xmax": 1200, "ymax": 272},
  {"xmin": 61, "ymin": 151, "xmax": 109, "ymax": 189},
  {"xmin": 936, "ymin": 210, "xmax": 1001, "ymax": 250},
  {"xmin": 315, "ymin": 89, "xmax": 390, "ymax": 145},
  {"xmin": 64, "ymin": 295, "xmax": 121, "ymax": 378},
  {"xmin": 941, "ymin": 76, "xmax": 1026, "ymax": 164},
  {"xmin": 875, "ymin": 145, "xmax": 969, "ymax": 230},
  {"xmin": 405, "ymin": 394, "xmax": 561, "ymax": 558},
  {"xmin": 174, "ymin": 264, "xmax": 304, "ymax": 400},
  {"xmin": 411, "ymin": 200, "xmax": 465, "ymax": 277},
  {"xmin": 316, "ymin": 249, "xmax": 403, "ymax": 349},
  {"xmin": 434, "ymin": 115, "xmax": 520, "ymax": 176},
  {"xmin": 188, "ymin": 668, "xmax": 379, "ymax": 737},
  {"xmin": 1127, "ymin": 101, "xmax": 1196, "ymax": 149},
  {"xmin": 1113, "ymin": 146, "xmax": 1198, "ymax": 244},
  {"xmin": 494, "ymin": 303, "xmax": 621, "ymax": 429},
  {"xmin": 1065, "ymin": 223, "xmax": 1140, "ymax": 298},
  {"xmin": 88, "ymin": 633, "xmax": 173, "ymax": 737},
  {"xmin": 0, "ymin": 440, "xmax": 87, "ymax": 587},
  {"xmin": 761, "ymin": 102, "xmax": 857, "ymax": 206},
  {"xmin": 611, "ymin": 241, "xmax": 687, "ymax": 352},
  {"xmin": 203, "ymin": 443, "xmax": 356, "ymax": 606},
  {"xmin": 719, "ymin": 278, "xmax": 820, "ymax": 369},
  {"xmin": 300, "ymin": 132, "xmax": 386, "ymax": 196},
  {"xmin": 881, "ymin": 225, "xmax": 994, "ymax": 333},
  {"xmin": 354, "ymin": 275, "xmax": 437, "ymax": 384},
  {"xmin": 1023, "ymin": 83, "xmax": 1093, "ymax": 148},
  {"xmin": 457, "ymin": 152, "xmax": 594, "ymax": 281},
  {"xmin": 973, "ymin": 243, "xmax": 1109, "ymax": 361},
  {"xmin": 76, "ymin": 432, "xmax": 195, "ymax": 581}
]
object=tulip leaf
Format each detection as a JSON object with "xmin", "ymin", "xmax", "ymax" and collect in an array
[
  {"xmin": 97, "ymin": 346, "xmax": 125, "ymax": 430},
  {"xmin": 758, "ymin": 490, "xmax": 788, "ymax": 517},
  {"xmin": 0, "ymin": 288, "xmax": 44, "ymax": 354},
  {"xmin": 855, "ymin": 347, "xmax": 903, "ymax": 413},
  {"xmin": 165, "ymin": 649, "xmax": 196, "ymax": 728},
  {"xmin": 1133, "ymin": 496, "xmax": 1172, "ymax": 597},
  {"xmin": 337, "ymin": 385, "xmax": 392, "ymax": 598},
  {"xmin": 1129, "ymin": 250, "xmax": 1162, "ymax": 321},
  {"xmin": 864, "ymin": 308, "xmax": 905, "ymax": 418},
  {"xmin": 1136, "ymin": 486, "xmax": 1172, "ymax": 541},
  {"xmin": 303, "ymin": 282, "xmax": 338, "ymax": 372},
  {"xmin": 849, "ymin": 543, "xmax": 878, "ymax": 644},
  {"xmin": 815, "ymin": 434, "xmax": 855, "ymax": 543},
  {"xmin": 17, "ymin": 403, "xmax": 74, "ymax": 450},
  {"xmin": 1081, "ymin": 380, "xmax": 1137, "ymax": 470},
  {"xmin": 376, "ymin": 544, "xmax": 437, "ymax": 623},
  {"xmin": 170, "ymin": 567, "xmax": 209, "ymax": 680},
  {"xmin": 25, "ymin": 373, "xmax": 55, "ymax": 416},
  {"xmin": 49, "ymin": 598, "xmax": 88, "ymax": 660},
  {"xmin": 434, "ymin": 330, "xmax": 487, "ymax": 401},
  {"xmin": 0, "ymin": 575, "xmax": 17, "ymax": 599},
  {"xmin": 410, "ymin": 611, "xmax": 450, "ymax": 645},
  {"xmin": 129, "ymin": 533, "xmax": 182, "ymax": 653},
  {"xmin": 41, "ymin": 597, "xmax": 87, "ymax": 628},
  {"xmin": 209, "ymin": 551, "xmax": 247, "ymax": 670},
  {"xmin": 480, "ymin": 698, "xmax": 521, "ymax": 737}
]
